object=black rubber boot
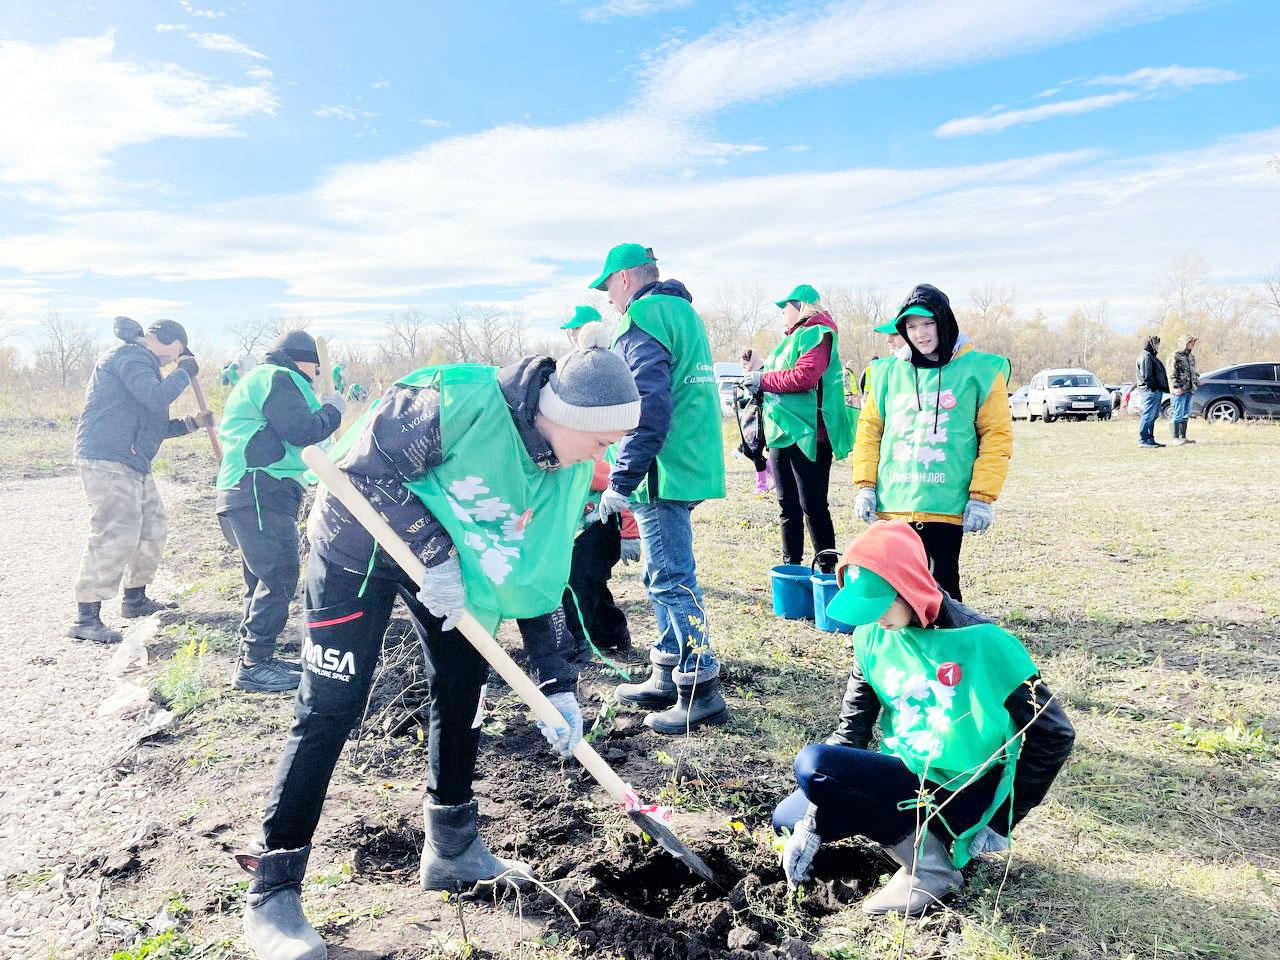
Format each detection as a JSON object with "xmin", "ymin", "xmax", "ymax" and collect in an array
[
  {"xmin": 65, "ymin": 602, "xmax": 122, "ymax": 645},
  {"xmin": 419, "ymin": 800, "xmax": 532, "ymax": 892},
  {"xmin": 238, "ymin": 846, "xmax": 326, "ymax": 960},
  {"xmin": 644, "ymin": 675, "xmax": 729, "ymax": 735},
  {"xmin": 614, "ymin": 663, "xmax": 677, "ymax": 709},
  {"xmin": 121, "ymin": 587, "xmax": 176, "ymax": 618},
  {"xmin": 234, "ymin": 656, "xmax": 302, "ymax": 693}
]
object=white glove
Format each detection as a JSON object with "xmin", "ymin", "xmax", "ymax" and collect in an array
[
  {"xmin": 967, "ymin": 825, "xmax": 1010, "ymax": 856},
  {"xmin": 536, "ymin": 692, "xmax": 583, "ymax": 759},
  {"xmin": 417, "ymin": 555, "xmax": 466, "ymax": 631},
  {"xmin": 321, "ymin": 391, "xmax": 346, "ymax": 416},
  {"xmin": 853, "ymin": 487, "xmax": 878, "ymax": 525},
  {"xmin": 598, "ymin": 487, "xmax": 629, "ymax": 524},
  {"xmin": 620, "ymin": 538, "xmax": 641, "ymax": 565},
  {"xmin": 962, "ymin": 498, "xmax": 994, "ymax": 534},
  {"xmin": 742, "ymin": 370, "xmax": 763, "ymax": 392},
  {"xmin": 782, "ymin": 803, "xmax": 821, "ymax": 888}
]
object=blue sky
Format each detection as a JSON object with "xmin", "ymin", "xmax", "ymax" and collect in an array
[{"xmin": 1, "ymin": 0, "xmax": 1277, "ymax": 351}]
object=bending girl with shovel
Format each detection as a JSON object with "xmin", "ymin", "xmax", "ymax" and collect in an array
[{"xmin": 238, "ymin": 323, "xmax": 641, "ymax": 960}]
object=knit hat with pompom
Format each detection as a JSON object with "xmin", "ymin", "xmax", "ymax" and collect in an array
[{"xmin": 538, "ymin": 321, "xmax": 640, "ymax": 432}]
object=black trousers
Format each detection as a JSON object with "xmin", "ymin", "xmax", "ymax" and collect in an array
[
  {"xmin": 561, "ymin": 518, "xmax": 630, "ymax": 650},
  {"xmin": 261, "ymin": 554, "xmax": 488, "ymax": 851},
  {"xmin": 913, "ymin": 521, "xmax": 964, "ymax": 601},
  {"xmin": 771, "ymin": 744, "xmax": 1001, "ymax": 845},
  {"xmin": 770, "ymin": 441, "xmax": 835, "ymax": 568},
  {"xmin": 218, "ymin": 504, "xmax": 301, "ymax": 663}
]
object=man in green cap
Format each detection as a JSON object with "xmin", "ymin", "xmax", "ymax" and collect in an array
[
  {"xmin": 590, "ymin": 243, "xmax": 729, "ymax": 734},
  {"xmin": 771, "ymin": 519, "xmax": 1074, "ymax": 914},
  {"xmin": 561, "ymin": 305, "xmax": 602, "ymax": 341}
]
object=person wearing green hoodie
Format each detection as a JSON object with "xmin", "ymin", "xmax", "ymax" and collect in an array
[{"xmin": 744, "ymin": 285, "xmax": 856, "ymax": 572}]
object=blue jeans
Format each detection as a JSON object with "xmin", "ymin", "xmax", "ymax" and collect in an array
[
  {"xmin": 631, "ymin": 499, "xmax": 719, "ymax": 682},
  {"xmin": 1138, "ymin": 389, "xmax": 1163, "ymax": 444},
  {"xmin": 1170, "ymin": 391, "xmax": 1191, "ymax": 426}
]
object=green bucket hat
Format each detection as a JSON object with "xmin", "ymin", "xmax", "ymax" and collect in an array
[
  {"xmin": 825, "ymin": 566, "xmax": 898, "ymax": 627},
  {"xmin": 774, "ymin": 284, "xmax": 820, "ymax": 309},
  {"xmin": 561, "ymin": 305, "xmax": 602, "ymax": 330},
  {"xmin": 589, "ymin": 243, "xmax": 657, "ymax": 291}
]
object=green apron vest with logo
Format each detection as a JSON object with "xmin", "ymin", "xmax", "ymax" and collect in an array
[
  {"xmin": 854, "ymin": 620, "xmax": 1037, "ymax": 867},
  {"xmin": 216, "ymin": 363, "xmax": 322, "ymax": 491},
  {"xmin": 870, "ymin": 350, "xmax": 1007, "ymax": 517},
  {"xmin": 762, "ymin": 323, "xmax": 857, "ymax": 460},
  {"xmin": 322, "ymin": 365, "xmax": 591, "ymax": 633},
  {"xmin": 612, "ymin": 295, "xmax": 725, "ymax": 504}
]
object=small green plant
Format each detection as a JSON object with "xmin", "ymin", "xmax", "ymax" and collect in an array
[
  {"xmin": 151, "ymin": 635, "xmax": 218, "ymax": 716},
  {"xmin": 110, "ymin": 929, "xmax": 193, "ymax": 960},
  {"xmin": 307, "ymin": 862, "xmax": 353, "ymax": 890},
  {"xmin": 585, "ymin": 695, "xmax": 618, "ymax": 743},
  {"xmin": 1173, "ymin": 720, "xmax": 1276, "ymax": 758}
]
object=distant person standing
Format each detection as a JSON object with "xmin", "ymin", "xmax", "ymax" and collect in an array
[
  {"xmin": 1169, "ymin": 335, "xmax": 1199, "ymax": 445},
  {"xmin": 1135, "ymin": 335, "xmax": 1169, "ymax": 449}
]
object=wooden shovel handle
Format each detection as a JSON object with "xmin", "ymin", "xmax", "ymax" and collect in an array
[
  {"xmin": 189, "ymin": 376, "xmax": 222, "ymax": 462},
  {"xmin": 315, "ymin": 336, "xmax": 335, "ymax": 397},
  {"xmin": 300, "ymin": 445, "xmax": 632, "ymax": 803}
]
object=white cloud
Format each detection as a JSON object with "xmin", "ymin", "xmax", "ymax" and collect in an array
[
  {"xmin": 371, "ymin": 79, "xmax": 390, "ymax": 89},
  {"xmin": 936, "ymin": 92, "xmax": 1138, "ymax": 136},
  {"xmin": 641, "ymin": 0, "xmax": 1194, "ymax": 115},
  {"xmin": 93, "ymin": 296, "xmax": 192, "ymax": 318},
  {"xmin": 0, "ymin": 32, "xmax": 278, "ymax": 205},
  {"xmin": 190, "ymin": 32, "xmax": 268, "ymax": 60},
  {"xmin": 180, "ymin": 1, "xmax": 225, "ymax": 19},
  {"xmin": 1088, "ymin": 65, "xmax": 1243, "ymax": 89},
  {"xmin": 246, "ymin": 66, "xmax": 272, "ymax": 80},
  {"xmin": 155, "ymin": 23, "xmax": 184, "ymax": 33},
  {"xmin": 419, "ymin": 118, "xmax": 452, "ymax": 128},
  {"xmin": 580, "ymin": 0, "xmax": 691, "ymax": 23},
  {"xmin": 314, "ymin": 104, "xmax": 358, "ymax": 121}
]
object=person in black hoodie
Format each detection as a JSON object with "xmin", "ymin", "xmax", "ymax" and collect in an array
[
  {"xmin": 1134, "ymin": 334, "xmax": 1169, "ymax": 448},
  {"xmin": 215, "ymin": 330, "xmax": 346, "ymax": 693}
]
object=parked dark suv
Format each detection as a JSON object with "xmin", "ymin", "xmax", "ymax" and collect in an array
[{"xmin": 1190, "ymin": 363, "xmax": 1280, "ymax": 422}]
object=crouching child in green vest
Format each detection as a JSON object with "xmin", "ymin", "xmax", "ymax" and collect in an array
[
  {"xmin": 772, "ymin": 519, "xmax": 1074, "ymax": 915},
  {"xmin": 237, "ymin": 323, "xmax": 640, "ymax": 960},
  {"xmin": 216, "ymin": 331, "xmax": 347, "ymax": 694}
]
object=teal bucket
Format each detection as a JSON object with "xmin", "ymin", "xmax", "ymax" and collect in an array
[
  {"xmin": 770, "ymin": 564, "xmax": 814, "ymax": 619},
  {"xmin": 810, "ymin": 550, "xmax": 854, "ymax": 634}
]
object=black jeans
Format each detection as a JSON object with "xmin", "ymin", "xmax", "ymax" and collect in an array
[
  {"xmin": 218, "ymin": 504, "xmax": 301, "ymax": 663},
  {"xmin": 562, "ymin": 518, "xmax": 629, "ymax": 650},
  {"xmin": 261, "ymin": 554, "xmax": 488, "ymax": 851},
  {"xmin": 771, "ymin": 743, "xmax": 1001, "ymax": 845},
  {"xmin": 770, "ymin": 441, "xmax": 835, "ymax": 568},
  {"xmin": 913, "ymin": 521, "xmax": 964, "ymax": 601}
]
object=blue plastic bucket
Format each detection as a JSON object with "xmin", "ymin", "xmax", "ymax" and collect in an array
[
  {"xmin": 811, "ymin": 571, "xmax": 854, "ymax": 633},
  {"xmin": 770, "ymin": 564, "xmax": 814, "ymax": 619}
]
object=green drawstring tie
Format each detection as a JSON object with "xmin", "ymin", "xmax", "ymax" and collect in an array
[
  {"xmin": 565, "ymin": 585, "xmax": 631, "ymax": 681},
  {"xmin": 357, "ymin": 544, "xmax": 377, "ymax": 599},
  {"xmin": 252, "ymin": 471, "xmax": 264, "ymax": 531}
]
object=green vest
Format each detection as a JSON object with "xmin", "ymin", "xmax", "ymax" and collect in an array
[
  {"xmin": 216, "ymin": 363, "xmax": 321, "ymax": 491},
  {"xmin": 854, "ymin": 620, "xmax": 1037, "ymax": 867},
  {"xmin": 871, "ymin": 350, "xmax": 1007, "ymax": 517},
  {"xmin": 327, "ymin": 365, "xmax": 591, "ymax": 633},
  {"xmin": 761, "ymin": 322, "xmax": 856, "ymax": 460},
  {"xmin": 612, "ymin": 295, "xmax": 725, "ymax": 503}
]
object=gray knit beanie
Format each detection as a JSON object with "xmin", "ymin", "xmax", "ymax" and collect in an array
[{"xmin": 539, "ymin": 321, "xmax": 640, "ymax": 432}]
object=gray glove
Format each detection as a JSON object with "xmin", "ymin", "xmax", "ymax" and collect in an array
[
  {"xmin": 782, "ymin": 803, "xmax": 821, "ymax": 888},
  {"xmin": 417, "ymin": 555, "xmax": 466, "ymax": 631},
  {"xmin": 962, "ymin": 498, "xmax": 994, "ymax": 533},
  {"xmin": 853, "ymin": 487, "xmax": 878, "ymax": 525},
  {"xmin": 598, "ymin": 487, "xmax": 629, "ymax": 524},
  {"xmin": 321, "ymin": 391, "xmax": 347, "ymax": 417},
  {"xmin": 176, "ymin": 353, "xmax": 199, "ymax": 378},
  {"xmin": 967, "ymin": 825, "xmax": 1010, "ymax": 856},
  {"xmin": 620, "ymin": 538, "xmax": 641, "ymax": 565},
  {"xmin": 536, "ymin": 691, "xmax": 583, "ymax": 759},
  {"xmin": 742, "ymin": 370, "xmax": 763, "ymax": 392}
]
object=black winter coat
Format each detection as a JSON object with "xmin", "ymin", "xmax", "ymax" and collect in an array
[{"xmin": 1136, "ymin": 343, "xmax": 1169, "ymax": 393}]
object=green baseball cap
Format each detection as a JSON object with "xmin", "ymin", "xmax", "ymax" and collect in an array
[
  {"xmin": 825, "ymin": 566, "xmax": 898, "ymax": 627},
  {"xmin": 873, "ymin": 320, "xmax": 899, "ymax": 335},
  {"xmin": 774, "ymin": 284, "xmax": 820, "ymax": 308},
  {"xmin": 589, "ymin": 243, "xmax": 657, "ymax": 291},
  {"xmin": 895, "ymin": 305, "xmax": 934, "ymax": 322},
  {"xmin": 561, "ymin": 305, "xmax": 602, "ymax": 330}
]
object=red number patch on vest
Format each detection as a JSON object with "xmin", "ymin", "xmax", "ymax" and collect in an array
[{"xmin": 937, "ymin": 662, "xmax": 962, "ymax": 686}]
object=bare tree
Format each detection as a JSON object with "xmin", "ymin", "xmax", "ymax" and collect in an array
[
  {"xmin": 228, "ymin": 314, "xmax": 312, "ymax": 356},
  {"xmin": 33, "ymin": 311, "xmax": 98, "ymax": 389},
  {"xmin": 379, "ymin": 309, "xmax": 434, "ymax": 368},
  {"xmin": 1063, "ymin": 300, "xmax": 1110, "ymax": 369}
]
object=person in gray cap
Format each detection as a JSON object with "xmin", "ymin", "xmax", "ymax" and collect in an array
[
  {"xmin": 68, "ymin": 317, "xmax": 208, "ymax": 644},
  {"xmin": 216, "ymin": 329, "xmax": 347, "ymax": 693},
  {"xmin": 237, "ymin": 322, "xmax": 639, "ymax": 960}
]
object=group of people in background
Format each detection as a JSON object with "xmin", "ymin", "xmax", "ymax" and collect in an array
[
  {"xmin": 1135, "ymin": 333, "xmax": 1200, "ymax": 447},
  {"xmin": 65, "ymin": 246, "xmax": 1074, "ymax": 960}
]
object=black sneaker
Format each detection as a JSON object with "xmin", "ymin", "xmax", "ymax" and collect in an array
[{"xmin": 233, "ymin": 659, "xmax": 302, "ymax": 693}]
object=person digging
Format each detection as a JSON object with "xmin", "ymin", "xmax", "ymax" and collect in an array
[
  {"xmin": 216, "ymin": 330, "xmax": 346, "ymax": 693},
  {"xmin": 771, "ymin": 519, "xmax": 1075, "ymax": 915},
  {"xmin": 237, "ymin": 322, "xmax": 640, "ymax": 960},
  {"xmin": 68, "ymin": 317, "xmax": 209, "ymax": 643}
]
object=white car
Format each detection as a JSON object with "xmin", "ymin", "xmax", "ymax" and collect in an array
[
  {"xmin": 714, "ymin": 361, "xmax": 744, "ymax": 418},
  {"xmin": 1025, "ymin": 368, "xmax": 1112, "ymax": 422}
]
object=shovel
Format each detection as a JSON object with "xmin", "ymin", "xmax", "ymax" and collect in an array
[
  {"xmin": 301, "ymin": 445, "xmax": 718, "ymax": 885},
  {"xmin": 189, "ymin": 375, "xmax": 221, "ymax": 462}
]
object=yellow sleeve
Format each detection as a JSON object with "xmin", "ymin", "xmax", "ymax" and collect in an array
[
  {"xmin": 970, "ymin": 373, "xmax": 1013, "ymax": 502},
  {"xmin": 852, "ymin": 383, "xmax": 883, "ymax": 488}
]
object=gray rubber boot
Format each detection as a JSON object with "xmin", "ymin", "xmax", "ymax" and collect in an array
[
  {"xmin": 615, "ymin": 663, "xmax": 677, "ymax": 709},
  {"xmin": 861, "ymin": 829, "xmax": 962, "ymax": 916},
  {"xmin": 238, "ymin": 846, "xmax": 326, "ymax": 960},
  {"xmin": 644, "ymin": 675, "xmax": 729, "ymax": 735},
  {"xmin": 65, "ymin": 602, "xmax": 122, "ymax": 645},
  {"xmin": 419, "ymin": 800, "xmax": 532, "ymax": 893},
  {"xmin": 121, "ymin": 587, "xmax": 176, "ymax": 618},
  {"xmin": 234, "ymin": 657, "xmax": 302, "ymax": 693}
]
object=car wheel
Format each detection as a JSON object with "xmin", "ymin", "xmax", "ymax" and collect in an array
[
  {"xmin": 1042, "ymin": 406, "xmax": 1057, "ymax": 423},
  {"xmin": 1205, "ymin": 399, "xmax": 1241, "ymax": 423},
  {"xmin": 1027, "ymin": 409, "xmax": 1036, "ymax": 422}
]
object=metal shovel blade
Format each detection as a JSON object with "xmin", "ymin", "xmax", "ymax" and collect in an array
[{"xmin": 624, "ymin": 809, "xmax": 718, "ymax": 885}]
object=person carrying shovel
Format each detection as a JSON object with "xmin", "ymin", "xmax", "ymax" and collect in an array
[
  {"xmin": 238, "ymin": 322, "xmax": 640, "ymax": 960},
  {"xmin": 216, "ymin": 330, "xmax": 347, "ymax": 693}
]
